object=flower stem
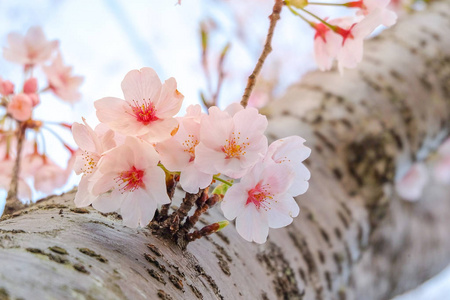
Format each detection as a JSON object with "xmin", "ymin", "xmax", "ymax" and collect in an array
[
  {"xmin": 213, "ymin": 175, "xmax": 233, "ymax": 186},
  {"xmin": 307, "ymin": 1, "xmax": 347, "ymax": 6},
  {"xmin": 298, "ymin": 7, "xmax": 338, "ymax": 31},
  {"xmin": 240, "ymin": 0, "xmax": 284, "ymax": 108},
  {"xmin": 286, "ymin": 4, "xmax": 316, "ymax": 28}
]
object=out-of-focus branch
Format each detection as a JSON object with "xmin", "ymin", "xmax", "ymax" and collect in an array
[
  {"xmin": 240, "ymin": 0, "xmax": 283, "ymax": 108},
  {"xmin": 4, "ymin": 123, "xmax": 26, "ymax": 215}
]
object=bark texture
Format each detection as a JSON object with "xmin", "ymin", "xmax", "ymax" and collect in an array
[{"xmin": 1, "ymin": 2, "xmax": 450, "ymax": 300}]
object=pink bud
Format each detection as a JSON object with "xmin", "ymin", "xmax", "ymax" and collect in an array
[
  {"xmin": 23, "ymin": 77, "xmax": 38, "ymax": 94},
  {"xmin": 0, "ymin": 79, "xmax": 14, "ymax": 96}
]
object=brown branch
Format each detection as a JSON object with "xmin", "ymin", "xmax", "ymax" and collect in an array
[
  {"xmin": 4, "ymin": 123, "xmax": 27, "ymax": 214},
  {"xmin": 240, "ymin": 0, "xmax": 283, "ymax": 108}
]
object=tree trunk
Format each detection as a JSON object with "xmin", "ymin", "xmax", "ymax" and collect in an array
[{"xmin": 1, "ymin": 2, "xmax": 450, "ymax": 300}]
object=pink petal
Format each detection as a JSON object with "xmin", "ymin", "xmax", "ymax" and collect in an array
[
  {"xmin": 92, "ymin": 190, "xmax": 124, "ymax": 213},
  {"xmin": 154, "ymin": 77, "xmax": 183, "ymax": 118},
  {"xmin": 267, "ymin": 193, "xmax": 299, "ymax": 228},
  {"xmin": 179, "ymin": 164, "xmax": 212, "ymax": 194},
  {"xmin": 121, "ymin": 67, "xmax": 162, "ymax": 104},
  {"xmin": 142, "ymin": 167, "xmax": 171, "ymax": 205},
  {"xmin": 235, "ymin": 205, "xmax": 269, "ymax": 244},
  {"xmin": 74, "ymin": 176, "xmax": 97, "ymax": 207},
  {"xmin": 221, "ymin": 183, "xmax": 248, "ymax": 220}
]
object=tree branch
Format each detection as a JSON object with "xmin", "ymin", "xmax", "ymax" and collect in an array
[{"xmin": 240, "ymin": 0, "xmax": 283, "ymax": 108}]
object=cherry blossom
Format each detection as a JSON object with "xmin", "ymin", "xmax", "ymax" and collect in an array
[
  {"xmin": 7, "ymin": 93, "xmax": 33, "ymax": 121},
  {"xmin": 72, "ymin": 118, "xmax": 117, "ymax": 207},
  {"xmin": 156, "ymin": 106, "xmax": 212, "ymax": 193},
  {"xmin": 349, "ymin": 0, "xmax": 397, "ymax": 27},
  {"xmin": 43, "ymin": 53, "xmax": 83, "ymax": 103},
  {"xmin": 34, "ymin": 158, "xmax": 68, "ymax": 194},
  {"xmin": 395, "ymin": 162, "xmax": 428, "ymax": 201},
  {"xmin": 90, "ymin": 136, "xmax": 170, "ymax": 228},
  {"xmin": 221, "ymin": 162, "xmax": 299, "ymax": 244},
  {"xmin": 0, "ymin": 78, "xmax": 14, "ymax": 96},
  {"xmin": 264, "ymin": 136, "xmax": 311, "ymax": 196},
  {"xmin": 313, "ymin": 22, "xmax": 343, "ymax": 71},
  {"xmin": 95, "ymin": 67, "xmax": 183, "ymax": 143},
  {"xmin": 195, "ymin": 105, "xmax": 268, "ymax": 178},
  {"xmin": 3, "ymin": 26, "xmax": 59, "ymax": 66},
  {"xmin": 333, "ymin": 10, "xmax": 385, "ymax": 72}
]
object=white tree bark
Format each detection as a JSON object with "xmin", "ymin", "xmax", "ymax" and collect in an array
[{"xmin": 1, "ymin": 2, "xmax": 450, "ymax": 299}]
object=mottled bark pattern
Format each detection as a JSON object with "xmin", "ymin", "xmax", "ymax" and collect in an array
[{"xmin": 1, "ymin": 2, "xmax": 450, "ymax": 300}]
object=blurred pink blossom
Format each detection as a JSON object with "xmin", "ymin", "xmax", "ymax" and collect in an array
[
  {"xmin": 395, "ymin": 162, "xmax": 428, "ymax": 201},
  {"xmin": 3, "ymin": 26, "xmax": 59, "ymax": 66},
  {"xmin": 43, "ymin": 53, "xmax": 83, "ymax": 103},
  {"xmin": 7, "ymin": 93, "xmax": 33, "ymax": 121},
  {"xmin": 0, "ymin": 77, "xmax": 14, "ymax": 96}
]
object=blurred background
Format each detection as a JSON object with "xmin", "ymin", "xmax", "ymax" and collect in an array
[{"xmin": 0, "ymin": 0, "xmax": 448, "ymax": 298}]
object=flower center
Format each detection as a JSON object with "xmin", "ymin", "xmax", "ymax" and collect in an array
[
  {"xmin": 246, "ymin": 183, "xmax": 274, "ymax": 211},
  {"xmin": 222, "ymin": 132, "xmax": 249, "ymax": 159},
  {"xmin": 115, "ymin": 166, "xmax": 145, "ymax": 193},
  {"xmin": 129, "ymin": 99, "xmax": 159, "ymax": 125},
  {"xmin": 182, "ymin": 134, "xmax": 199, "ymax": 162},
  {"xmin": 81, "ymin": 150, "xmax": 98, "ymax": 174}
]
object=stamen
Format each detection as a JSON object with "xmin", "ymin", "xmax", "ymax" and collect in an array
[
  {"xmin": 114, "ymin": 166, "xmax": 145, "ymax": 193},
  {"xmin": 246, "ymin": 183, "xmax": 275, "ymax": 211},
  {"xmin": 222, "ymin": 132, "xmax": 250, "ymax": 159},
  {"xmin": 81, "ymin": 150, "xmax": 97, "ymax": 174},
  {"xmin": 127, "ymin": 99, "xmax": 159, "ymax": 125},
  {"xmin": 182, "ymin": 134, "xmax": 199, "ymax": 162}
]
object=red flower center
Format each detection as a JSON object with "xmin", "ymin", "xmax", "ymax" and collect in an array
[
  {"xmin": 116, "ymin": 166, "xmax": 145, "ymax": 192},
  {"xmin": 130, "ymin": 100, "xmax": 159, "ymax": 125},
  {"xmin": 246, "ymin": 183, "xmax": 274, "ymax": 211}
]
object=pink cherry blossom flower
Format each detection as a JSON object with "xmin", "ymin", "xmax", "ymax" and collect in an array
[
  {"xmin": 264, "ymin": 136, "xmax": 311, "ymax": 196},
  {"xmin": 195, "ymin": 105, "xmax": 268, "ymax": 178},
  {"xmin": 3, "ymin": 26, "xmax": 59, "ymax": 66},
  {"xmin": 221, "ymin": 162, "xmax": 299, "ymax": 244},
  {"xmin": 91, "ymin": 136, "xmax": 170, "ymax": 228},
  {"xmin": 313, "ymin": 22, "xmax": 343, "ymax": 71},
  {"xmin": 34, "ymin": 158, "xmax": 68, "ymax": 194},
  {"xmin": 43, "ymin": 53, "xmax": 83, "ymax": 103},
  {"xmin": 333, "ymin": 10, "xmax": 384, "ymax": 73},
  {"xmin": 0, "ymin": 77, "xmax": 14, "ymax": 96},
  {"xmin": 156, "ymin": 107, "xmax": 212, "ymax": 193},
  {"xmin": 395, "ymin": 162, "xmax": 428, "ymax": 201},
  {"xmin": 95, "ymin": 67, "xmax": 183, "ymax": 143},
  {"xmin": 348, "ymin": 0, "xmax": 397, "ymax": 27},
  {"xmin": 7, "ymin": 93, "xmax": 33, "ymax": 121},
  {"xmin": 72, "ymin": 118, "xmax": 117, "ymax": 207}
]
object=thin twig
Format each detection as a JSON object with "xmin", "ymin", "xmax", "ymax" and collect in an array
[{"xmin": 240, "ymin": 0, "xmax": 284, "ymax": 108}]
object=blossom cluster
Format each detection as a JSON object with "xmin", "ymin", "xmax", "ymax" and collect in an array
[
  {"xmin": 73, "ymin": 67, "xmax": 311, "ymax": 243},
  {"xmin": 395, "ymin": 138, "xmax": 450, "ymax": 201},
  {"xmin": 0, "ymin": 27, "xmax": 82, "ymax": 206},
  {"xmin": 287, "ymin": 0, "xmax": 397, "ymax": 73}
]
